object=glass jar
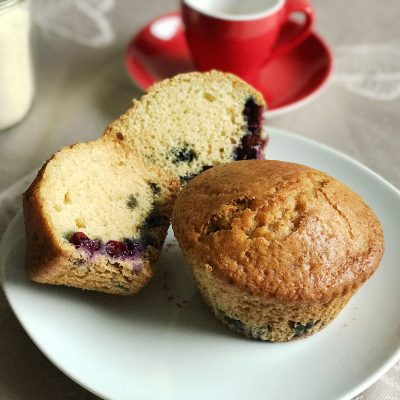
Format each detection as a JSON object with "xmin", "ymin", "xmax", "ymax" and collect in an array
[{"xmin": 0, "ymin": 0, "xmax": 34, "ymax": 131}]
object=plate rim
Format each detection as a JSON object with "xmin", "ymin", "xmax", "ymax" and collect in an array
[{"xmin": 1, "ymin": 127, "xmax": 400, "ymax": 400}]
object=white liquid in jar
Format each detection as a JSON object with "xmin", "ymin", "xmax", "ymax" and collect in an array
[{"xmin": 0, "ymin": 0, "xmax": 34, "ymax": 131}]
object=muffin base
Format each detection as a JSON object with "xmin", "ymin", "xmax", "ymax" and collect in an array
[
  {"xmin": 190, "ymin": 261, "xmax": 355, "ymax": 342},
  {"xmin": 28, "ymin": 252, "xmax": 155, "ymax": 295}
]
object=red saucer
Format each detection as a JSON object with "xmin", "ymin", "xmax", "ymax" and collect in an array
[{"xmin": 125, "ymin": 12, "xmax": 333, "ymax": 117}]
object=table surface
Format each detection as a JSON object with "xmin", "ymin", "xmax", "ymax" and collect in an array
[{"xmin": 0, "ymin": 0, "xmax": 399, "ymax": 399}]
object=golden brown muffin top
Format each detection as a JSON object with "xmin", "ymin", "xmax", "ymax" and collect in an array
[{"xmin": 171, "ymin": 160, "xmax": 384, "ymax": 303}]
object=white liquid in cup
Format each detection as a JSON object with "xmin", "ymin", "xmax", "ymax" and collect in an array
[{"xmin": 184, "ymin": 0, "xmax": 284, "ymax": 18}]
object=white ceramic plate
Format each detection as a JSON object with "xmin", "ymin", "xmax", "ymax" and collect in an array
[{"xmin": 1, "ymin": 127, "xmax": 400, "ymax": 400}]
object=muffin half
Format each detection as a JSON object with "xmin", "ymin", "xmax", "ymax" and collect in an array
[
  {"xmin": 103, "ymin": 71, "xmax": 267, "ymax": 185},
  {"xmin": 171, "ymin": 160, "xmax": 384, "ymax": 341},
  {"xmin": 24, "ymin": 139, "xmax": 179, "ymax": 295}
]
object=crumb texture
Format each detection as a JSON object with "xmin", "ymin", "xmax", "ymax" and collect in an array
[
  {"xmin": 37, "ymin": 141, "xmax": 169, "ymax": 241},
  {"xmin": 103, "ymin": 70, "xmax": 266, "ymax": 183}
]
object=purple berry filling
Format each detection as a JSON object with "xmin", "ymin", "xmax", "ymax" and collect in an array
[
  {"xmin": 69, "ymin": 232, "xmax": 101, "ymax": 256},
  {"xmin": 105, "ymin": 240, "xmax": 128, "ymax": 258},
  {"xmin": 124, "ymin": 238, "xmax": 145, "ymax": 252},
  {"xmin": 68, "ymin": 232, "xmax": 146, "ymax": 263},
  {"xmin": 233, "ymin": 98, "xmax": 267, "ymax": 161}
]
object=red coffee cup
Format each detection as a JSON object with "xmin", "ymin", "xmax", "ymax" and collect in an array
[{"xmin": 181, "ymin": 0, "xmax": 315, "ymax": 83}]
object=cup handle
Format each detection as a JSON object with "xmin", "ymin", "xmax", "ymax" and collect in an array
[{"xmin": 271, "ymin": 0, "xmax": 315, "ymax": 57}]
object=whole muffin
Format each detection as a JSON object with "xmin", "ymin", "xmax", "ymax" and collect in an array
[{"xmin": 171, "ymin": 160, "xmax": 384, "ymax": 341}]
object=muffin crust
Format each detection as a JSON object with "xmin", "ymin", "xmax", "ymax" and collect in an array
[{"xmin": 172, "ymin": 160, "xmax": 384, "ymax": 303}]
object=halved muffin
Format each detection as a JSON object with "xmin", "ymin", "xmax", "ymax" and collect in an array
[
  {"xmin": 23, "ymin": 139, "xmax": 179, "ymax": 295},
  {"xmin": 103, "ymin": 70, "xmax": 267, "ymax": 184}
]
